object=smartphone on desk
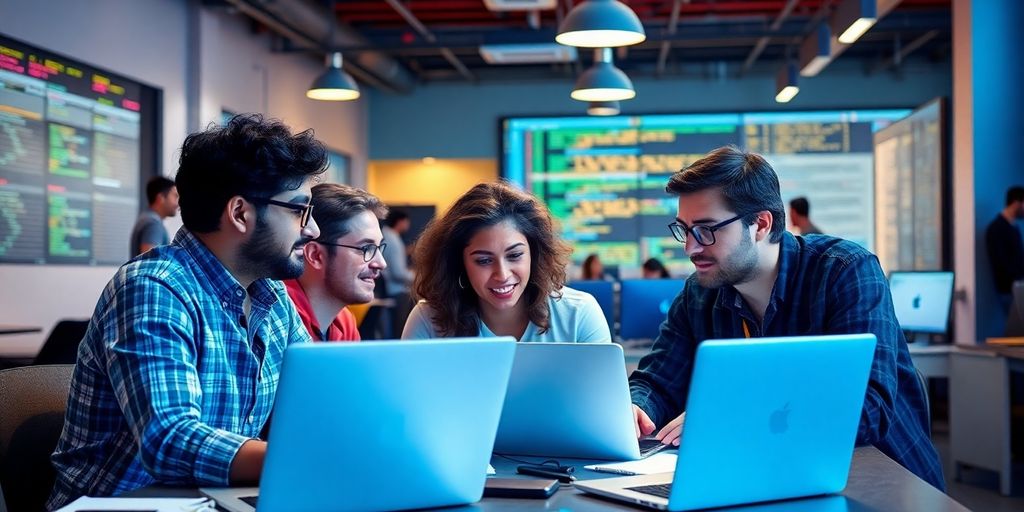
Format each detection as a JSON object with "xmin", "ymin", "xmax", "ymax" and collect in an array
[{"xmin": 483, "ymin": 477, "xmax": 560, "ymax": 499}]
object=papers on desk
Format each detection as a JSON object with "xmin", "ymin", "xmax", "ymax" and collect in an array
[
  {"xmin": 584, "ymin": 451, "xmax": 678, "ymax": 476},
  {"xmin": 487, "ymin": 463, "xmax": 496, "ymax": 475},
  {"xmin": 56, "ymin": 496, "xmax": 216, "ymax": 512}
]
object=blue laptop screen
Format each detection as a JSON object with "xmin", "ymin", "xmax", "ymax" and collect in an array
[
  {"xmin": 619, "ymin": 279, "xmax": 686, "ymax": 341},
  {"xmin": 888, "ymin": 271, "xmax": 954, "ymax": 334}
]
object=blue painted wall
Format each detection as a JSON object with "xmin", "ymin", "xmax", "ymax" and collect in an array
[
  {"xmin": 369, "ymin": 58, "xmax": 951, "ymax": 160},
  {"xmin": 972, "ymin": 0, "xmax": 1024, "ymax": 340}
]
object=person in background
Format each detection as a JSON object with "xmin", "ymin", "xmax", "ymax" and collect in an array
[
  {"xmin": 642, "ymin": 257, "xmax": 671, "ymax": 279},
  {"xmin": 402, "ymin": 181, "xmax": 611, "ymax": 342},
  {"xmin": 48, "ymin": 114, "xmax": 326, "ymax": 508},
  {"xmin": 788, "ymin": 196, "xmax": 822, "ymax": 235},
  {"xmin": 581, "ymin": 253, "xmax": 605, "ymax": 280},
  {"xmin": 381, "ymin": 209, "xmax": 415, "ymax": 338},
  {"xmin": 130, "ymin": 176, "xmax": 179, "ymax": 257},
  {"xmin": 283, "ymin": 183, "xmax": 388, "ymax": 341},
  {"xmin": 985, "ymin": 185, "xmax": 1024, "ymax": 311},
  {"xmin": 628, "ymin": 145, "xmax": 943, "ymax": 490}
]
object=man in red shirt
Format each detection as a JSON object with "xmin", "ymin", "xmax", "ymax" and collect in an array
[{"xmin": 284, "ymin": 183, "xmax": 388, "ymax": 341}]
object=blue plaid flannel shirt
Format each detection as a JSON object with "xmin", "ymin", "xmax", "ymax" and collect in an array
[
  {"xmin": 47, "ymin": 229, "xmax": 310, "ymax": 509},
  {"xmin": 629, "ymin": 232, "xmax": 945, "ymax": 490}
]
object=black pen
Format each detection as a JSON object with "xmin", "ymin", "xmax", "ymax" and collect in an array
[{"xmin": 517, "ymin": 465, "xmax": 576, "ymax": 483}]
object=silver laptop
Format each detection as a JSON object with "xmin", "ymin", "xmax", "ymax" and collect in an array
[
  {"xmin": 576, "ymin": 334, "xmax": 876, "ymax": 511},
  {"xmin": 202, "ymin": 337, "xmax": 516, "ymax": 512},
  {"xmin": 494, "ymin": 342, "xmax": 654, "ymax": 460}
]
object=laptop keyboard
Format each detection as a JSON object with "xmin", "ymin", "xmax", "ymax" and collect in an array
[
  {"xmin": 240, "ymin": 495, "xmax": 259, "ymax": 507},
  {"xmin": 639, "ymin": 437, "xmax": 672, "ymax": 458},
  {"xmin": 627, "ymin": 483, "xmax": 672, "ymax": 498}
]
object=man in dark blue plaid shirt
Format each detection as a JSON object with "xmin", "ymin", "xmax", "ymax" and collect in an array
[
  {"xmin": 48, "ymin": 114, "xmax": 327, "ymax": 509},
  {"xmin": 629, "ymin": 146, "xmax": 945, "ymax": 490}
]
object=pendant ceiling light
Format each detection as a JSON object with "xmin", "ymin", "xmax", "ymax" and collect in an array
[
  {"xmin": 775, "ymin": 62, "xmax": 799, "ymax": 103},
  {"xmin": 587, "ymin": 100, "xmax": 621, "ymax": 116},
  {"xmin": 571, "ymin": 48, "xmax": 635, "ymax": 102},
  {"xmin": 556, "ymin": 0, "xmax": 646, "ymax": 48},
  {"xmin": 307, "ymin": 52, "xmax": 360, "ymax": 101}
]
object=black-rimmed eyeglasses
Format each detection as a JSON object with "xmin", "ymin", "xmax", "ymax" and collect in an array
[
  {"xmin": 248, "ymin": 197, "xmax": 314, "ymax": 228},
  {"xmin": 667, "ymin": 214, "xmax": 745, "ymax": 247},
  {"xmin": 316, "ymin": 241, "xmax": 387, "ymax": 262}
]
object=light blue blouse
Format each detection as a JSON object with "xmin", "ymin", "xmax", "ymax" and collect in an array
[{"xmin": 401, "ymin": 286, "xmax": 611, "ymax": 342}]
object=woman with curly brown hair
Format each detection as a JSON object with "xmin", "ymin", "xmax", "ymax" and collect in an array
[{"xmin": 401, "ymin": 181, "xmax": 611, "ymax": 342}]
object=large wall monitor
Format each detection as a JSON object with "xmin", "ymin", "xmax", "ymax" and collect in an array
[
  {"xmin": 502, "ymin": 109, "xmax": 910, "ymax": 275},
  {"xmin": 0, "ymin": 33, "xmax": 159, "ymax": 265},
  {"xmin": 873, "ymin": 98, "xmax": 946, "ymax": 272}
]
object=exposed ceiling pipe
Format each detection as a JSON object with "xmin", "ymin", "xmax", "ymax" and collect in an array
[
  {"xmin": 656, "ymin": 0, "xmax": 688, "ymax": 77},
  {"xmin": 224, "ymin": 0, "xmax": 414, "ymax": 93},
  {"xmin": 383, "ymin": 0, "xmax": 476, "ymax": 82},
  {"xmin": 740, "ymin": 0, "xmax": 799, "ymax": 75},
  {"xmin": 869, "ymin": 29, "xmax": 939, "ymax": 74}
]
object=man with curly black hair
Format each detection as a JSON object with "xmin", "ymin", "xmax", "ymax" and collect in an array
[{"xmin": 48, "ymin": 114, "xmax": 327, "ymax": 508}]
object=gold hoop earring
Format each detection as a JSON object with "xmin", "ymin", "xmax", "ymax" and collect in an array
[{"xmin": 458, "ymin": 275, "xmax": 466, "ymax": 289}]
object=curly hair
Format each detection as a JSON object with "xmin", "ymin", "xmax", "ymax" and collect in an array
[
  {"xmin": 413, "ymin": 181, "xmax": 571, "ymax": 336},
  {"xmin": 175, "ymin": 113, "xmax": 328, "ymax": 233}
]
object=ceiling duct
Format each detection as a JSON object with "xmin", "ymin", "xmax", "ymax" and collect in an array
[
  {"xmin": 225, "ymin": 0, "xmax": 415, "ymax": 93},
  {"xmin": 480, "ymin": 44, "xmax": 578, "ymax": 65},
  {"xmin": 483, "ymin": 0, "xmax": 558, "ymax": 11}
]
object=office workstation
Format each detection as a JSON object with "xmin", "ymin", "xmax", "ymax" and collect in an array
[{"xmin": 1, "ymin": 0, "xmax": 1023, "ymax": 511}]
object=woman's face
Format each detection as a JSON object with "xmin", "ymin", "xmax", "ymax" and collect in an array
[{"xmin": 462, "ymin": 221, "xmax": 532, "ymax": 315}]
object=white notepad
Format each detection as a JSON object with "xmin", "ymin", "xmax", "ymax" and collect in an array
[
  {"xmin": 56, "ymin": 496, "xmax": 216, "ymax": 512},
  {"xmin": 584, "ymin": 451, "xmax": 678, "ymax": 476}
]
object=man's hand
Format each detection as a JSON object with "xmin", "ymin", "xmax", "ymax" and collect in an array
[
  {"xmin": 632, "ymin": 404, "xmax": 656, "ymax": 438},
  {"xmin": 654, "ymin": 413, "xmax": 686, "ymax": 446}
]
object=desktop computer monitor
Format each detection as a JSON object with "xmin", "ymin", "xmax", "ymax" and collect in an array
[
  {"xmin": 618, "ymin": 279, "xmax": 686, "ymax": 342},
  {"xmin": 567, "ymin": 280, "xmax": 616, "ymax": 331},
  {"xmin": 888, "ymin": 271, "xmax": 955, "ymax": 341}
]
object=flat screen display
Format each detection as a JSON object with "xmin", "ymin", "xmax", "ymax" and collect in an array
[
  {"xmin": 889, "ymin": 271, "xmax": 954, "ymax": 334},
  {"xmin": 0, "ymin": 33, "xmax": 157, "ymax": 265},
  {"xmin": 502, "ymin": 109, "xmax": 910, "ymax": 276}
]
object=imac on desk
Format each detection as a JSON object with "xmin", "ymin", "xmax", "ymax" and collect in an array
[
  {"xmin": 618, "ymin": 279, "xmax": 687, "ymax": 343},
  {"xmin": 888, "ymin": 271, "xmax": 955, "ymax": 343}
]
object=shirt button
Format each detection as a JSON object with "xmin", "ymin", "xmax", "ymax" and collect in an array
[
  {"xmin": 221, "ymin": 301, "xmax": 228, "ymax": 308},
  {"xmin": 235, "ymin": 290, "xmax": 244, "ymax": 297},
  {"xmin": 248, "ymin": 414, "xmax": 255, "ymax": 424}
]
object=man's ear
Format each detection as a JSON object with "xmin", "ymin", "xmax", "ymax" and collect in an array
[
  {"xmin": 224, "ymin": 196, "xmax": 254, "ymax": 234},
  {"xmin": 304, "ymin": 242, "xmax": 327, "ymax": 270},
  {"xmin": 753, "ymin": 211, "xmax": 773, "ymax": 242}
]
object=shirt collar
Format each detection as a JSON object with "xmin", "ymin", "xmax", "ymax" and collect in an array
[
  {"xmin": 173, "ymin": 228, "xmax": 279, "ymax": 308},
  {"xmin": 713, "ymin": 231, "xmax": 798, "ymax": 315}
]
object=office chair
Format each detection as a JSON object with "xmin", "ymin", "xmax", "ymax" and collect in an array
[
  {"xmin": 916, "ymin": 367, "xmax": 931, "ymax": 438},
  {"xmin": 33, "ymin": 319, "xmax": 89, "ymax": 365},
  {"xmin": 0, "ymin": 364, "xmax": 75, "ymax": 512}
]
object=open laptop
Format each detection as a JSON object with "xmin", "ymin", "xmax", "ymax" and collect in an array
[
  {"xmin": 494, "ymin": 342, "xmax": 664, "ymax": 460},
  {"xmin": 576, "ymin": 334, "xmax": 876, "ymax": 511},
  {"xmin": 201, "ymin": 337, "xmax": 516, "ymax": 512}
]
